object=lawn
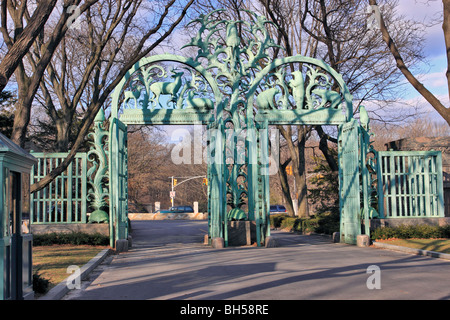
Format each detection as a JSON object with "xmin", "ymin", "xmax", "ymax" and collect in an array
[
  {"xmin": 33, "ymin": 245, "xmax": 109, "ymax": 291},
  {"xmin": 375, "ymin": 239, "xmax": 450, "ymax": 254}
]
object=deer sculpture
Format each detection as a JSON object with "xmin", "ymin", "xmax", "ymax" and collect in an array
[
  {"xmin": 186, "ymin": 90, "xmax": 213, "ymax": 109},
  {"xmin": 150, "ymin": 71, "xmax": 184, "ymax": 106}
]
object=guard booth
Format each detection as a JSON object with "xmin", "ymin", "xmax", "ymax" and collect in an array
[{"xmin": 0, "ymin": 133, "xmax": 36, "ymax": 300}]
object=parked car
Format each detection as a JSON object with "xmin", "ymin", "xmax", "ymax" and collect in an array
[
  {"xmin": 155, "ymin": 205, "xmax": 194, "ymax": 214},
  {"xmin": 270, "ymin": 205, "xmax": 287, "ymax": 214}
]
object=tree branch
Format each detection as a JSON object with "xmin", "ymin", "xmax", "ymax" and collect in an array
[{"xmin": 369, "ymin": 0, "xmax": 450, "ymax": 125}]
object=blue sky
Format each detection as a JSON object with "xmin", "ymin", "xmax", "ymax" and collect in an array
[{"xmin": 395, "ymin": 0, "xmax": 448, "ymax": 116}]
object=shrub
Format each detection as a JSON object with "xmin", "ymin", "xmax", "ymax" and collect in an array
[
  {"xmin": 311, "ymin": 210, "xmax": 340, "ymax": 235},
  {"xmin": 33, "ymin": 273, "xmax": 50, "ymax": 294},
  {"xmin": 269, "ymin": 211, "xmax": 340, "ymax": 235},
  {"xmin": 371, "ymin": 224, "xmax": 450, "ymax": 240},
  {"xmin": 33, "ymin": 232, "xmax": 109, "ymax": 246},
  {"xmin": 269, "ymin": 214, "xmax": 289, "ymax": 229},
  {"xmin": 280, "ymin": 217, "xmax": 298, "ymax": 231}
]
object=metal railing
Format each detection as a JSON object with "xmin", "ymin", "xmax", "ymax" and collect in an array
[
  {"xmin": 376, "ymin": 151, "xmax": 445, "ymax": 218},
  {"xmin": 30, "ymin": 153, "xmax": 88, "ymax": 224}
]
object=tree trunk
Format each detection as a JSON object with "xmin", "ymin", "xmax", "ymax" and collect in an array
[
  {"xmin": 55, "ymin": 117, "xmax": 71, "ymax": 152},
  {"xmin": 10, "ymin": 65, "xmax": 31, "ymax": 148},
  {"xmin": 10, "ymin": 96, "xmax": 31, "ymax": 147},
  {"xmin": 0, "ymin": 0, "xmax": 58, "ymax": 93},
  {"xmin": 443, "ymin": 0, "xmax": 450, "ymax": 103},
  {"xmin": 316, "ymin": 125, "xmax": 339, "ymax": 172},
  {"xmin": 295, "ymin": 125, "xmax": 309, "ymax": 217},
  {"xmin": 369, "ymin": 0, "xmax": 450, "ymax": 125},
  {"xmin": 277, "ymin": 160, "xmax": 295, "ymax": 217}
]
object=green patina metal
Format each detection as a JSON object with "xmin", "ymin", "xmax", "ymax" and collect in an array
[
  {"xmin": 87, "ymin": 108, "xmax": 109, "ymax": 223},
  {"xmin": 376, "ymin": 150, "xmax": 444, "ymax": 218},
  {"xmin": 107, "ymin": 9, "xmax": 359, "ymax": 248},
  {"xmin": 359, "ymin": 105, "xmax": 379, "ymax": 236},
  {"xmin": 109, "ymin": 117, "xmax": 129, "ymax": 247},
  {"xmin": 30, "ymin": 152, "xmax": 88, "ymax": 224},
  {"xmin": 1, "ymin": 7, "xmax": 446, "ymax": 301},
  {"xmin": 338, "ymin": 119, "xmax": 361, "ymax": 244},
  {"xmin": 358, "ymin": 105, "xmax": 445, "ymax": 224}
]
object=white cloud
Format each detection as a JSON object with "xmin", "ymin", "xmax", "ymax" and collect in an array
[
  {"xmin": 396, "ymin": 0, "xmax": 444, "ymax": 58},
  {"xmin": 417, "ymin": 69, "xmax": 447, "ymax": 88}
]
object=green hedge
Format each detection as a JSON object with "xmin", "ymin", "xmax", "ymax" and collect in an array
[
  {"xmin": 269, "ymin": 210, "xmax": 339, "ymax": 235},
  {"xmin": 33, "ymin": 232, "xmax": 110, "ymax": 246},
  {"xmin": 371, "ymin": 224, "xmax": 450, "ymax": 240}
]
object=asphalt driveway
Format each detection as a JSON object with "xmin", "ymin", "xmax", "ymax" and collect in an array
[{"xmin": 62, "ymin": 220, "xmax": 450, "ymax": 301}]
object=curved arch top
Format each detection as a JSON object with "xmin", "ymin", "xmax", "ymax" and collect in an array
[
  {"xmin": 110, "ymin": 54, "xmax": 223, "ymax": 124},
  {"xmin": 109, "ymin": 11, "xmax": 354, "ymax": 126},
  {"xmin": 247, "ymin": 55, "xmax": 354, "ymax": 125}
]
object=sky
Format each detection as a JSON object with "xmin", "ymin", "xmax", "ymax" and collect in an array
[{"xmin": 393, "ymin": 0, "xmax": 448, "ymax": 122}]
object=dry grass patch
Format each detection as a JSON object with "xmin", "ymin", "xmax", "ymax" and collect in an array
[
  {"xmin": 376, "ymin": 239, "xmax": 450, "ymax": 254},
  {"xmin": 33, "ymin": 245, "xmax": 108, "ymax": 289}
]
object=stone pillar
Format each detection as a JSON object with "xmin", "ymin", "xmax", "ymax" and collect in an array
[
  {"xmin": 357, "ymin": 234, "xmax": 370, "ymax": 247},
  {"xmin": 211, "ymin": 237, "xmax": 224, "ymax": 249},
  {"xmin": 332, "ymin": 232, "xmax": 340, "ymax": 243},
  {"xmin": 194, "ymin": 201, "xmax": 199, "ymax": 214},
  {"xmin": 115, "ymin": 239, "xmax": 128, "ymax": 252},
  {"xmin": 265, "ymin": 236, "xmax": 277, "ymax": 248}
]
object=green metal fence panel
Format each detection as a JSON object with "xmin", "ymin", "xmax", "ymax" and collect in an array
[
  {"xmin": 377, "ymin": 151, "xmax": 444, "ymax": 218},
  {"xmin": 30, "ymin": 153, "xmax": 88, "ymax": 224}
]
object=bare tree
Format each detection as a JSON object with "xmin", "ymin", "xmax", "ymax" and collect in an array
[
  {"xmin": 369, "ymin": 0, "xmax": 450, "ymax": 126},
  {"xmin": 28, "ymin": 0, "xmax": 195, "ymax": 193},
  {"xmin": 0, "ymin": 0, "xmax": 58, "ymax": 93},
  {"xmin": 1, "ymin": 0, "xmax": 99, "ymax": 148}
]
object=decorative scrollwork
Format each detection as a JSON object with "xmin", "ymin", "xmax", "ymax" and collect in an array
[
  {"xmin": 87, "ymin": 109, "xmax": 109, "ymax": 223},
  {"xmin": 122, "ymin": 64, "xmax": 214, "ymax": 111}
]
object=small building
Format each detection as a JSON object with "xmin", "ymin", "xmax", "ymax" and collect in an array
[{"xmin": 0, "ymin": 132, "xmax": 37, "ymax": 300}]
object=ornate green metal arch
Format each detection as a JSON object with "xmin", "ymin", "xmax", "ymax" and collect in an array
[
  {"xmin": 106, "ymin": 9, "xmax": 362, "ymax": 248},
  {"xmin": 110, "ymin": 53, "xmax": 223, "ymax": 124}
]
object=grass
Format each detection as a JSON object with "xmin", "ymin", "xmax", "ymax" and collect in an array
[
  {"xmin": 375, "ymin": 238, "xmax": 450, "ymax": 254},
  {"xmin": 33, "ymin": 244, "xmax": 109, "ymax": 291}
]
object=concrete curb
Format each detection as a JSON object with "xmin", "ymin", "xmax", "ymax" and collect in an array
[
  {"xmin": 38, "ymin": 248, "xmax": 112, "ymax": 300},
  {"xmin": 372, "ymin": 241, "xmax": 450, "ymax": 261}
]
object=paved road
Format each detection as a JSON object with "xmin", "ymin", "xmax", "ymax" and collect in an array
[{"xmin": 63, "ymin": 220, "xmax": 450, "ymax": 301}]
